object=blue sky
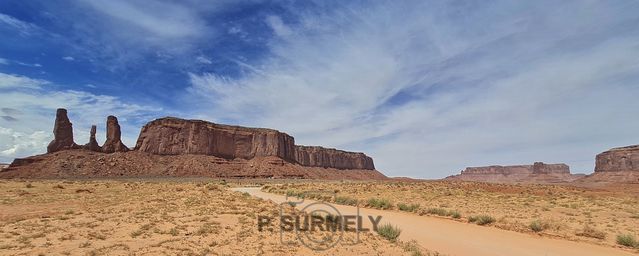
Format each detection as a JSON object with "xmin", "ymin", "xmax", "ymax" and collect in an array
[{"xmin": 1, "ymin": 0, "xmax": 638, "ymax": 178}]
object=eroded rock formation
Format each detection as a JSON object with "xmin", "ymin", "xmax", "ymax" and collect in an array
[
  {"xmin": 532, "ymin": 162, "xmax": 570, "ymax": 174},
  {"xmin": 134, "ymin": 117, "xmax": 296, "ymax": 160},
  {"xmin": 294, "ymin": 146, "xmax": 375, "ymax": 170},
  {"xmin": 83, "ymin": 125, "xmax": 101, "ymax": 152},
  {"xmin": 47, "ymin": 108, "xmax": 77, "ymax": 153},
  {"xmin": 101, "ymin": 116, "xmax": 129, "ymax": 153},
  {"xmin": 134, "ymin": 117, "xmax": 375, "ymax": 170},
  {"xmin": 447, "ymin": 162, "xmax": 575, "ymax": 183},
  {"xmin": 595, "ymin": 145, "xmax": 639, "ymax": 172}
]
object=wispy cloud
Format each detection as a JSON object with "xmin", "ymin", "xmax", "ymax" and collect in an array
[
  {"xmin": 265, "ymin": 15, "xmax": 291, "ymax": 37},
  {"xmin": 187, "ymin": 1, "xmax": 639, "ymax": 178},
  {"xmin": 0, "ymin": 13, "xmax": 39, "ymax": 36}
]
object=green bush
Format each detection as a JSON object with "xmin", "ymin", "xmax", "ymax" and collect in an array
[
  {"xmin": 529, "ymin": 220, "xmax": 546, "ymax": 232},
  {"xmin": 367, "ymin": 198, "xmax": 393, "ymax": 210},
  {"xmin": 398, "ymin": 203, "xmax": 420, "ymax": 212},
  {"xmin": 377, "ymin": 223, "xmax": 401, "ymax": 241},
  {"xmin": 449, "ymin": 210, "xmax": 461, "ymax": 219},
  {"xmin": 335, "ymin": 196, "xmax": 358, "ymax": 206},
  {"xmin": 616, "ymin": 234, "xmax": 637, "ymax": 248},
  {"xmin": 469, "ymin": 215, "xmax": 495, "ymax": 225}
]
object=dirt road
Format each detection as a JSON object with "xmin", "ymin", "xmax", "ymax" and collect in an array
[{"xmin": 233, "ymin": 187, "xmax": 637, "ymax": 256}]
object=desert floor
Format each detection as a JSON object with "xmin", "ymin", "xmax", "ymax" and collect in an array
[
  {"xmin": 0, "ymin": 179, "xmax": 424, "ymax": 256},
  {"xmin": 263, "ymin": 180, "xmax": 639, "ymax": 254}
]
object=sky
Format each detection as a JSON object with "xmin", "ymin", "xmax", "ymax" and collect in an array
[{"xmin": 1, "ymin": 0, "xmax": 638, "ymax": 178}]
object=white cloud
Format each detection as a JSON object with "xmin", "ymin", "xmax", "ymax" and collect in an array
[
  {"xmin": 0, "ymin": 127, "xmax": 49, "ymax": 160},
  {"xmin": 265, "ymin": 15, "xmax": 291, "ymax": 37},
  {"xmin": 0, "ymin": 73, "xmax": 49, "ymax": 89},
  {"xmin": 80, "ymin": 0, "xmax": 206, "ymax": 39},
  {"xmin": 0, "ymin": 13, "xmax": 38, "ymax": 36},
  {"xmin": 0, "ymin": 72, "xmax": 161, "ymax": 163},
  {"xmin": 62, "ymin": 56, "xmax": 75, "ymax": 61},
  {"xmin": 0, "ymin": 57, "xmax": 8, "ymax": 65},
  {"xmin": 187, "ymin": 1, "xmax": 639, "ymax": 178},
  {"xmin": 196, "ymin": 55, "xmax": 212, "ymax": 64}
]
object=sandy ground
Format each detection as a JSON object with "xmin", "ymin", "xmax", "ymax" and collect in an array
[
  {"xmin": 0, "ymin": 179, "xmax": 415, "ymax": 255},
  {"xmin": 237, "ymin": 187, "xmax": 638, "ymax": 256},
  {"xmin": 264, "ymin": 181, "xmax": 639, "ymax": 249}
]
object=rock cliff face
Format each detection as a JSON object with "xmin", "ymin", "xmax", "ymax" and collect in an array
[
  {"xmin": 134, "ymin": 117, "xmax": 375, "ymax": 170},
  {"xmin": 134, "ymin": 117, "xmax": 296, "ymax": 161},
  {"xmin": 83, "ymin": 125, "xmax": 101, "ymax": 152},
  {"xmin": 101, "ymin": 116, "xmax": 129, "ymax": 153},
  {"xmin": 595, "ymin": 145, "xmax": 639, "ymax": 172},
  {"xmin": 294, "ymin": 146, "xmax": 375, "ymax": 170},
  {"xmin": 47, "ymin": 108, "xmax": 78, "ymax": 153},
  {"xmin": 532, "ymin": 162, "xmax": 570, "ymax": 174}
]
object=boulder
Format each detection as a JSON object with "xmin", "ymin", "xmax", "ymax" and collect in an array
[
  {"xmin": 101, "ymin": 116, "xmax": 129, "ymax": 153},
  {"xmin": 595, "ymin": 145, "xmax": 639, "ymax": 172},
  {"xmin": 46, "ymin": 108, "xmax": 77, "ymax": 153},
  {"xmin": 294, "ymin": 146, "xmax": 375, "ymax": 170},
  {"xmin": 83, "ymin": 125, "xmax": 101, "ymax": 152}
]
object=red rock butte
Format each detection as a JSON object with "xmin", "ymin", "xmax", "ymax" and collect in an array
[{"xmin": 0, "ymin": 108, "xmax": 384, "ymax": 180}]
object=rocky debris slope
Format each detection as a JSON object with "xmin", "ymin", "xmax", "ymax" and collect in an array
[
  {"xmin": 446, "ymin": 162, "xmax": 580, "ymax": 183},
  {"xmin": 578, "ymin": 145, "xmax": 639, "ymax": 183},
  {"xmin": 47, "ymin": 108, "xmax": 78, "ymax": 153},
  {"xmin": 0, "ymin": 150, "xmax": 387, "ymax": 180},
  {"xmin": 294, "ymin": 146, "xmax": 375, "ymax": 170}
]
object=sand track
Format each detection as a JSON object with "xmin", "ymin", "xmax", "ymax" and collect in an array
[{"xmin": 234, "ymin": 187, "xmax": 637, "ymax": 256}]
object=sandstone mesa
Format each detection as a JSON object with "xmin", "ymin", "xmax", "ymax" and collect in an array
[{"xmin": 0, "ymin": 108, "xmax": 384, "ymax": 179}]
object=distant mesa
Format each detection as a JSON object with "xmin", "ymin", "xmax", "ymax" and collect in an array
[
  {"xmin": 1, "ymin": 108, "xmax": 383, "ymax": 180},
  {"xmin": 446, "ymin": 162, "xmax": 581, "ymax": 183}
]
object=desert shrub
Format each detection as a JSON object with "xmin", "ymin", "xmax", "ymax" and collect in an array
[
  {"xmin": 53, "ymin": 184, "xmax": 65, "ymax": 189},
  {"xmin": 469, "ymin": 215, "xmax": 495, "ymax": 225},
  {"xmin": 286, "ymin": 201, "xmax": 297, "ymax": 207},
  {"xmin": 377, "ymin": 223, "xmax": 401, "ymax": 241},
  {"xmin": 402, "ymin": 240, "xmax": 423, "ymax": 256},
  {"xmin": 426, "ymin": 208, "xmax": 449, "ymax": 216},
  {"xmin": 398, "ymin": 203, "xmax": 420, "ymax": 212},
  {"xmin": 449, "ymin": 210, "xmax": 461, "ymax": 219},
  {"xmin": 529, "ymin": 220, "xmax": 547, "ymax": 232},
  {"xmin": 335, "ymin": 196, "xmax": 358, "ymax": 206},
  {"xmin": 616, "ymin": 234, "xmax": 637, "ymax": 248},
  {"xmin": 25, "ymin": 183, "xmax": 34, "ymax": 188},
  {"xmin": 367, "ymin": 198, "xmax": 393, "ymax": 210},
  {"xmin": 575, "ymin": 225, "xmax": 606, "ymax": 240}
]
